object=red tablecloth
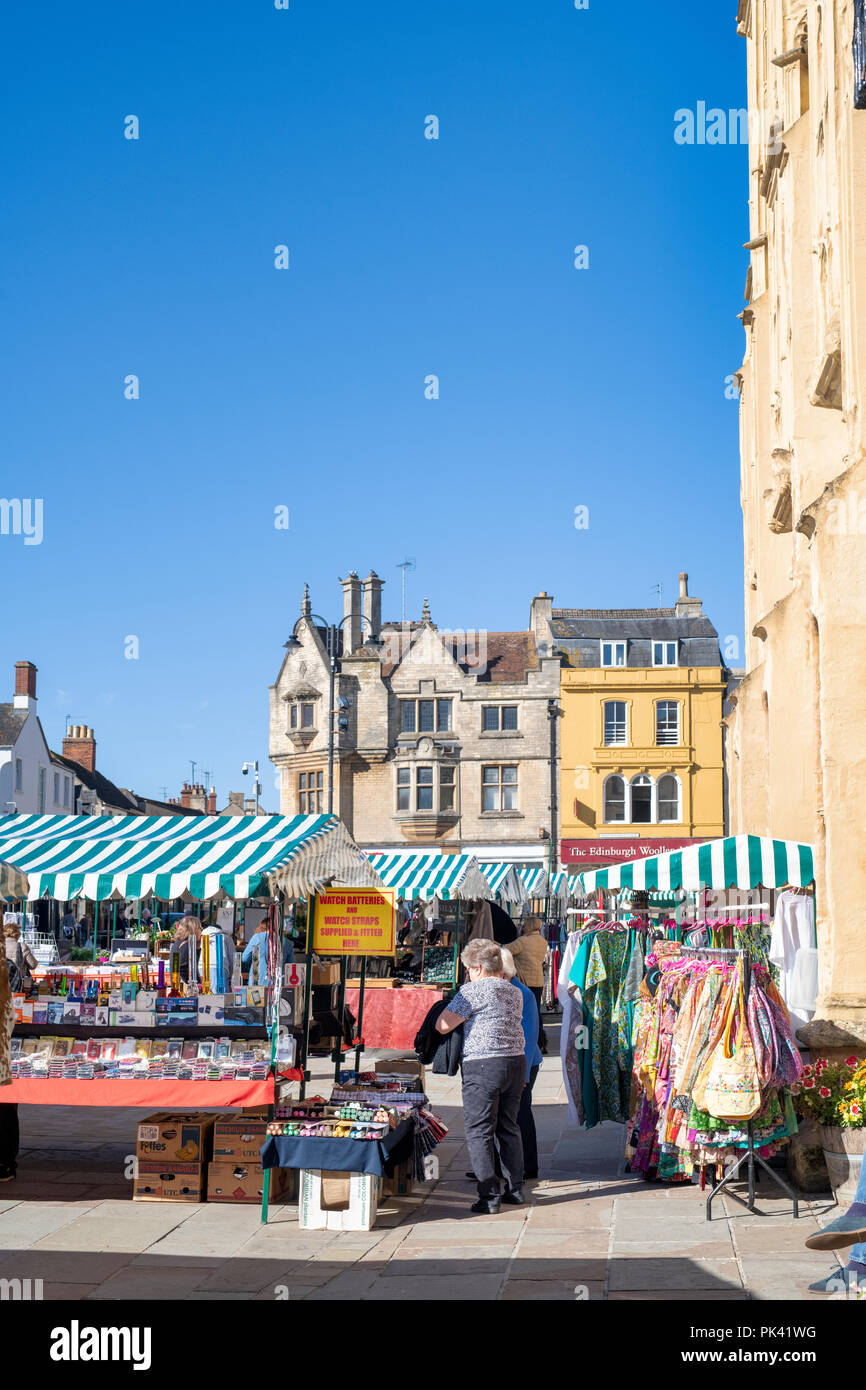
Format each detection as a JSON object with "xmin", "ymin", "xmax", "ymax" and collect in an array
[
  {"xmin": 1, "ymin": 1079, "xmax": 274, "ymax": 1108},
  {"xmin": 345, "ymin": 985, "xmax": 446, "ymax": 1050}
]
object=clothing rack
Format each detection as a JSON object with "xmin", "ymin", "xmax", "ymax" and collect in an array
[{"xmin": 681, "ymin": 945, "xmax": 799, "ymax": 1222}]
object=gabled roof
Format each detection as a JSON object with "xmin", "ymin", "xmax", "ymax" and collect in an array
[
  {"xmin": 0, "ymin": 705, "xmax": 27, "ymax": 748},
  {"xmin": 51, "ymin": 752, "xmax": 140, "ymax": 814}
]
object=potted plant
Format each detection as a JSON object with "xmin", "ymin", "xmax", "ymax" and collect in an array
[{"xmin": 791, "ymin": 1056, "xmax": 865, "ymax": 1204}]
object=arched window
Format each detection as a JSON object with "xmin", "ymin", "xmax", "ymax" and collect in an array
[
  {"xmin": 657, "ymin": 775, "xmax": 680, "ymax": 823},
  {"xmin": 630, "ymin": 775, "xmax": 653, "ymax": 824},
  {"xmin": 603, "ymin": 775, "xmax": 626, "ymax": 823}
]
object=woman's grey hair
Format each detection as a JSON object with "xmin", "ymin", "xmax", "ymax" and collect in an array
[
  {"xmin": 499, "ymin": 946, "xmax": 516, "ymax": 979},
  {"xmin": 461, "ymin": 939, "xmax": 503, "ymax": 975}
]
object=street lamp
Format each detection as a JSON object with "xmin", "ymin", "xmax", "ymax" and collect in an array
[
  {"xmin": 284, "ymin": 610, "xmax": 379, "ymax": 816},
  {"xmin": 546, "ymin": 698, "xmax": 563, "ymax": 882},
  {"xmin": 241, "ymin": 760, "xmax": 262, "ymax": 815}
]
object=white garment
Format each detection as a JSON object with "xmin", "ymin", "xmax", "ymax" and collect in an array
[
  {"xmin": 198, "ymin": 926, "xmax": 236, "ymax": 987},
  {"xmin": 557, "ymin": 931, "xmax": 583, "ymax": 1127},
  {"xmin": 770, "ymin": 891, "xmax": 817, "ymax": 1032}
]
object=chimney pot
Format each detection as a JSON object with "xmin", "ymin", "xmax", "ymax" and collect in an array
[{"xmin": 678, "ymin": 572, "xmax": 689, "ymax": 599}]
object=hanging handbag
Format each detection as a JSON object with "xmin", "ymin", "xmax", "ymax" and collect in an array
[{"xmin": 704, "ymin": 966, "xmax": 763, "ymax": 1121}]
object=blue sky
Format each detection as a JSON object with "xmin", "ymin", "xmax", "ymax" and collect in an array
[{"xmin": 0, "ymin": 0, "xmax": 749, "ymax": 808}]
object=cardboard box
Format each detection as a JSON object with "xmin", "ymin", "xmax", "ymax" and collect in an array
[
  {"xmin": 135, "ymin": 991, "xmax": 158, "ymax": 1011},
  {"xmin": 298, "ymin": 1169, "xmax": 379, "ymax": 1231},
  {"xmin": 206, "ymin": 1161, "xmax": 295, "ymax": 1204},
  {"xmin": 156, "ymin": 997, "xmax": 198, "ymax": 1013},
  {"xmin": 197, "ymin": 995, "xmax": 233, "ymax": 1025},
  {"xmin": 212, "ymin": 1114, "xmax": 269, "ymax": 1162},
  {"xmin": 136, "ymin": 1112, "xmax": 216, "ymax": 1163},
  {"xmin": 133, "ymin": 1160, "xmax": 206, "ymax": 1202},
  {"xmin": 311, "ymin": 962, "xmax": 340, "ymax": 987},
  {"xmin": 380, "ymin": 1158, "xmax": 414, "ymax": 1198}
]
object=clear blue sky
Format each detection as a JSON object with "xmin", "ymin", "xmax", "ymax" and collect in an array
[{"xmin": 0, "ymin": 0, "xmax": 749, "ymax": 809}]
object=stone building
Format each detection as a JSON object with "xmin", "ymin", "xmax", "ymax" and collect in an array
[
  {"xmin": 531, "ymin": 578, "xmax": 729, "ymax": 874},
  {"xmin": 727, "ymin": 1, "xmax": 866, "ymax": 1043},
  {"xmin": 269, "ymin": 573, "xmax": 561, "ymax": 861}
]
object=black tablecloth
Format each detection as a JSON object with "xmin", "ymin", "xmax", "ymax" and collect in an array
[{"xmin": 260, "ymin": 1116, "xmax": 414, "ymax": 1177}]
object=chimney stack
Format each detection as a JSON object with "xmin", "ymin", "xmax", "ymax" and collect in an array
[
  {"xmin": 340, "ymin": 571, "xmax": 362, "ymax": 654},
  {"xmin": 13, "ymin": 661, "xmax": 38, "ymax": 711},
  {"xmin": 675, "ymin": 572, "xmax": 703, "ymax": 618},
  {"xmin": 207, "ymin": 786, "xmax": 217, "ymax": 815},
  {"xmin": 362, "ymin": 570, "xmax": 383, "ymax": 643},
  {"xmin": 62, "ymin": 724, "xmax": 97, "ymax": 774}
]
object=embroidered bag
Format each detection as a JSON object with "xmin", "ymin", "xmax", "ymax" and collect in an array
[{"xmin": 704, "ymin": 966, "xmax": 762, "ymax": 1121}]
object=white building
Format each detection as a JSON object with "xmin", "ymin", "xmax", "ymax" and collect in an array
[{"xmin": 0, "ymin": 662, "xmax": 73, "ymax": 817}]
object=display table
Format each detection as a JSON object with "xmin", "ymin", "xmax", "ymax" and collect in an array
[
  {"xmin": 2, "ymin": 1078, "xmax": 275, "ymax": 1108},
  {"xmin": 344, "ymin": 984, "xmax": 447, "ymax": 1050},
  {"xmin": 260, "ymin": 1115, "xmax": 414, "ymax": 1177}
]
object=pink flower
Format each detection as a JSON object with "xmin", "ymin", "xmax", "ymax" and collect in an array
[
  {"xmin": 803, "ymin": 1078, "xmax": 815, "ymax": 1090},
  {"xmin": 850, "ymin": 1102, "xmax": 862, "ymax": 1118},
  {"xmin": 802, "ymin": 1065, "xmax": 813, "ymax": 1078},
  {"xmin": 845, "ymin": 1055, "xmax": 859, "ymax": 1070},
  {"xmin": 819, "ymin": 1086, "xmax": 832, "ymax": 1099}
]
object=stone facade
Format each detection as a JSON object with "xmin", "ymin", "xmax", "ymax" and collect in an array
[
  {"xmin": 727, "ymin": 1, "xmax": 866, "ymax": 1043},
  {"xmin": 269, "ymin": 574, "xmax": 561, "ymax": 858}
]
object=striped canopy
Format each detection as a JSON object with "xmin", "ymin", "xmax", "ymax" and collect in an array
[
  {"xmin": 479, "ymin": 863, "xmax": 529, "ymax": 907},
  {"xmin": 0, "ymin": 812, "xmax": 381, "ymax": 903},
  {"xmin": 0, "ymin": 859, "xmax": 29, "ymax": 902},
  {"xmin": 578, "ymin": 835, "xmax": 815, "ymax": 894},
  {"xmin": 618, "ymin": 888, "xmax": 686, "ymax": 905},
  {"xmin": 519, "ymin": 866, "xmax": 550, "ymax": 899},
  {"xmin": 366, "ymin": 852, "xmax": 493, "ymax": 902},
  {"xmin": 549, "ymin": 870, "xmax": 580, "ymax": 902}
]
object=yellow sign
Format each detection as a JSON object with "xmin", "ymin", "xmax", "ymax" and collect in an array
[{"xmin": 311, "ymin": 889, "xmax": 397, "ymax": 957}]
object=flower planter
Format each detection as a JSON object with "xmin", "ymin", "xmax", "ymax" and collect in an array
[{"xmin": 819, "ymin": 1126, "xmax": 866, "ymax": 1206}]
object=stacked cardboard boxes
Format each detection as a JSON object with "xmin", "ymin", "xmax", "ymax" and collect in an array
[
  {"xmin": 206, "ymin": 1110, "xmax": 295, "ymax": 1204},
  {"xmin": 134, "ymin": 1112, "xmax": 216, "ymax": 1202}
]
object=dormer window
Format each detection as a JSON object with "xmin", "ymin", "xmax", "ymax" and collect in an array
[{"xmin": 600, "ymin": 641, "xmax": 627, "ymax": 668}]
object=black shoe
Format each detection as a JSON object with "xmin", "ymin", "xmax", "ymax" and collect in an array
[
  {"xmin": 470, "ymin": 1196, "xmax": 501, "ymax": 1214},
  {"xmin": 501, "ymin": 1188, "xmax": 525, "ymax": 1205},
  {"xmin": 465, "ymin": 1171, "xmax": 477, "ymax": 1181}
]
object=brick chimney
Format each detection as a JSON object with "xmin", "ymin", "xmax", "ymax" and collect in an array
[
  {"xmin": 63, "ymin": 724, "xmax": 97, "ymax": 774},
  {"xmin": 207, "ymin": 786, "xmax": 217, "ymax": 815},
  {"xmin": 674, "ymin": 572, "xmax": 703, "ymax": 618},
  {"xmin": 180, "ymin": 782, "xmax": 192, "ymax": 809},
  {"xmin": 13, "ymin": 661, "xmax": 38, "ymax": 712}
]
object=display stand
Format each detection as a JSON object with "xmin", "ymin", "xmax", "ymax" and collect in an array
[{"xmin": 682, "ymin": 946, "xmax": 801, "ymax": 1223}]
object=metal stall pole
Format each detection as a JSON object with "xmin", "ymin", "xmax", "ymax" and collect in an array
[
  {"xmin": 92, "ymin": 898, "xmax": 99, "ymax": 961},
  {"xmin": 333, "ymin": 956, "xmax": 348, "ymax": 1083},
  {"xmin": 353, "ymin": 955, "xmax": 367, "ymax": 1076}
]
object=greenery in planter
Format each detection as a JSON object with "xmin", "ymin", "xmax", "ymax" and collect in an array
[{"xmin": 791, "ymin": 1055, "xmax": 865, "ymax": 1129}]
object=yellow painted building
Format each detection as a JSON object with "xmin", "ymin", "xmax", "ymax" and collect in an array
[{"xmin": 531, "ymin": 577, "xmax": 729, "ymax": 872}]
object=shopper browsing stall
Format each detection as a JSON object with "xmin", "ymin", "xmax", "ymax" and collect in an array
[{"xmin": 435, "ymin": 939, "xmax": 526, "ymax": 1215}]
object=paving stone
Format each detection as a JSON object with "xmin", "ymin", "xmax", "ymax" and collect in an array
[
  {"xmin": 361, "ymin": 1273, "xmax": 504, "ymax": 1300},
  {"xmin": 501, "ymin": 1279, "xmax": 607, "ymax": 1300},
  {"xmin": 608, "ymin": 1257, "xmax": 742, "ymax": 1293},
  {"xmin": 0, "ymin": 1250, "xmax": 132, "ymax": 1283}
]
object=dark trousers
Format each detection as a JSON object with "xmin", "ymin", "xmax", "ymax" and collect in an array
[
  {"xmin": 0, "ymin": 1103, "xmax": 19, "ymax": 1171},
  {"xmin": 462, "ymin": 1055, "xmax": 525, "ymax": 1199},
  {"xmin": 518, "ymin": 1063, "xmax": 540, "ymax": 1176},
  {"xmin": 530, "ymin": 986, "xmax": 547, "ymax": 1047}
]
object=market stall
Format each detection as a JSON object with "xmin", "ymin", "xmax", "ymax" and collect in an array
[
  {"xmin": 479, "ymin": 862, "xmax": 530, "ymax": 916},
  {"xmin": 570, "ymin": 833, "xmax": 816, "ymax": 1218},
  {"xmin": 349, "ymin": 852, "xmax": 494, "ymax": 1048},
  {"xmin": 0, "ymin": 811, "xmax": 384, "ymax": 1204}
]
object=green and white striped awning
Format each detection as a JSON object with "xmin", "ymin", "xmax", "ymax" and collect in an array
[
  {"xmin": 479, "ymin": 863, "xmax": 530, "ymax": 906},
  {"xmin": 578, "ymin": 835, "xmax": 815, "ymax": 895},
  {"xmin": 0, "ymin": 812, "xmax": 381, "ymax": 903},
  {"xmin": 618, "ymin": 888, "xmax": 686, "ymax": 906},
  {"xmin": 366, "ymin": 852, "xmax": 493, "ymax": 902},
  {"xmin": 519, "ymin": 866, "xmax": 550, "ymax": 899},
  {"xmin": 0, "ymin": 859, "xmax": 29, "ymax": 902},
  {"xmin": 549, "ymin": 871, "xmax": 581, "ymax": 902}
]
